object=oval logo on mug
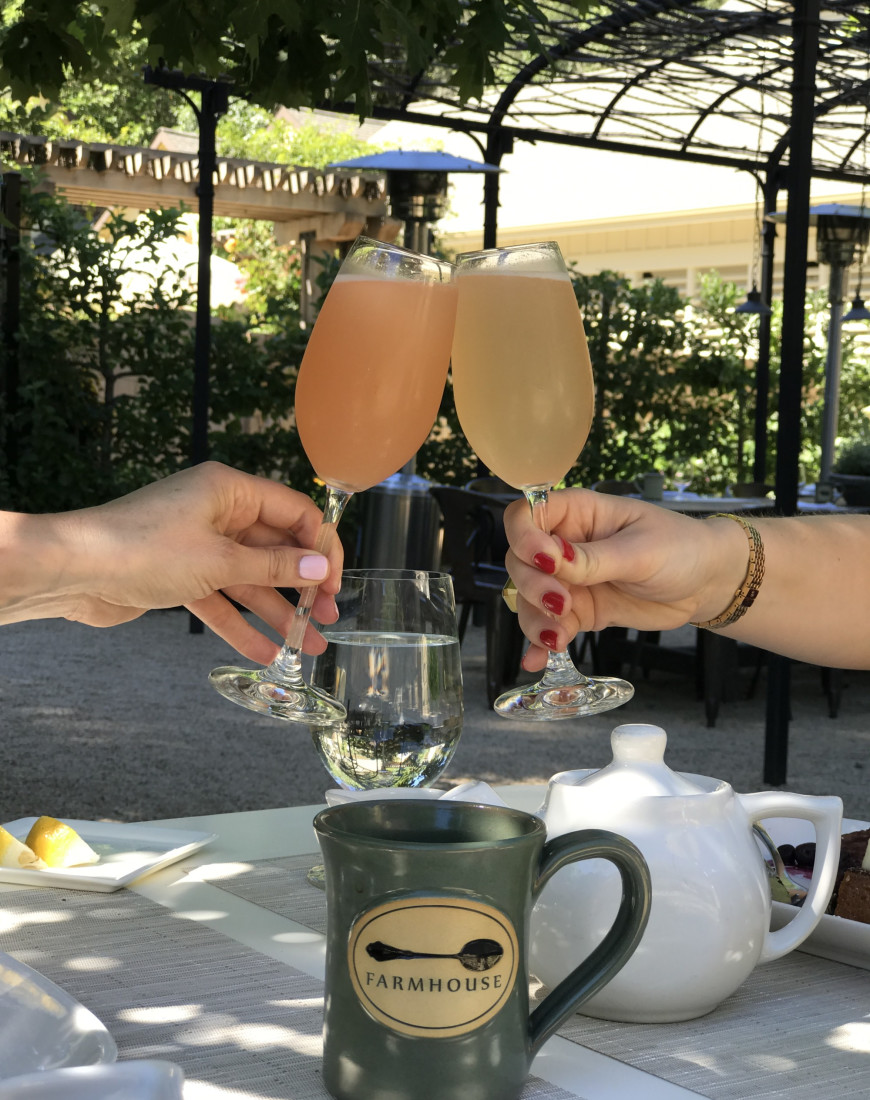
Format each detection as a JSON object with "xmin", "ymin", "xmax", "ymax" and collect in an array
[{"xmin": 348, "ymin": 896, "xmax": 519, "ymax": 1038}]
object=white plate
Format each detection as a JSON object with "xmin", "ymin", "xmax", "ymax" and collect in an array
[
  {"xmin": 0, "ymin": 1060, "xmax": 184, "ymax": 1100},
  {"xmin": 0, "ymin": 819, "xmax": 216, "ymax": 893},
  {"xmin": 0, "ymin": 950, "xmax": 116, "ymax": 1079},
  {"xmin": 764, "ymin": 815, "xmax": 870, "ymax": 970}
]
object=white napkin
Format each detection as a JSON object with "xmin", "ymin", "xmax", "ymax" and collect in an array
[{"xmin": 324, "ymin": 779, "xmax": 511, "ymax": 808}]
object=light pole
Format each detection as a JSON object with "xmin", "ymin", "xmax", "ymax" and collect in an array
[
  {"xmin": 144, "ymin": 65, "xmax": 230, "ymax": 635},
  {"xmin": 143, "ymin": 65, "xmax": 231, "ymax": 469}
]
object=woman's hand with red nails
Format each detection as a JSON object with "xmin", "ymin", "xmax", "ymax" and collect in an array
[
  {"xmin": 502, "ymin": 487, "xmax": 870, "ymax": 672},
  {"xmin": 502, "ymin": 489, "xmax": 732, "ymax": 671}
]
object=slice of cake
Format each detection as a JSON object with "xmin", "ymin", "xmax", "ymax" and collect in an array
[
  {"xmin": 776, "ymin": 827, "xmax": 870, "ymax": 923},
  {"xmin": 25, "ymin": 816, "xmax": 99, "ymax": 868},
  {"xmin": 832, "ymin": 832, "xmax": 870, "ymax": 924},
  {"xmin": 833, "ymin": 870, "xmax": 870, "ymax": 923},
  {"xmin": 0, "ymin": 825, "xmax": 46, "ymax": 869}
]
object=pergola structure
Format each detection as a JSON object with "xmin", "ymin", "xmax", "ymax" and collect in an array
[
  {"xmin": 0, "ymin": 130, "xmax": 399, "ymax": 255},
  {"xmin": 318, "ymin": 0, "xmax": 870, "ymax": 782}
]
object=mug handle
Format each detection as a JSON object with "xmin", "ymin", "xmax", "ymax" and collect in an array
[
  {"xmin": 739, "ymin": 791, "xmax": 843, "ymax": 964},
  {"xmin": 527, "ymin": 828, "xmax": 651, "ymax": 1055}
]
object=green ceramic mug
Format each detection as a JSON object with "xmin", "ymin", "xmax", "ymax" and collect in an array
[{"xmin": 314, "ymin": 798, "xmax": 651, "ymax": 1100}]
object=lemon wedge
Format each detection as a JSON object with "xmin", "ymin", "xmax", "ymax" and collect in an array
[
  {"xmin": 0, "ymin": 825, "xmax": 46, "ymax": 869},
  {"xmin": 25, "ymin": 816, "xmax": 99, "ymax": 868}
]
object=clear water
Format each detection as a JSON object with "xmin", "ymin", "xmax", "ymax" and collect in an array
[{"xmin": 309, "ymin": 631, "xmax": 463, "ymax": 790}]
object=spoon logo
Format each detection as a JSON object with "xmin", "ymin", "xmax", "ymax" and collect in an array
[{"xmin": 348, "ymin": 896, "xmax": 519, "ymax": 1037}]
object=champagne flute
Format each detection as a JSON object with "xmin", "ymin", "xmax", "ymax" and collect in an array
[
  {"xmin": 451, "ymin": 240, "xmax": 633, "ymax": 720},
  {"xmin": 308, "ymin": 569, "xmax": 463, "ymax": 790},
  {"xmin": 210, "ymin": 238, "xmax": 457, "ymax": 726}
]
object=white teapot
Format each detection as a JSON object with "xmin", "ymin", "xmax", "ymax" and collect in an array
[{"xmin": 531, "ymin": 723, "xmax": 843, "ymax": 1022}]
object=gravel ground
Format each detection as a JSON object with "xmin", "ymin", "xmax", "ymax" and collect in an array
[{"xmin": 0, "ymin": 609, "xmax": 868, "ymax": 823}]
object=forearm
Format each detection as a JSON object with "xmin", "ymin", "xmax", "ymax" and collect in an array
[{"xmin": 702, "ymin": 514, "xmax": 870, "ymax": 668}]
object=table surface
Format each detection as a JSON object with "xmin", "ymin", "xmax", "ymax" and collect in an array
[{"xmin": 2, "ymin": 787, "xmax": 869, "ymax": 1100}]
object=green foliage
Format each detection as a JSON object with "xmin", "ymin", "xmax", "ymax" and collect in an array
[
  {"xmin": 418, "ymin": 267, "xmax": 870, "ymax": 496},
  {"xmin": 833, "ymin": 434, "xmax": 870, "ymax": 475},
  {"xmin": 214, "ymin": 106, "xmax": 380, "ymax": 167},
  {"xmin": 0, "ymin": 0, "xmax": 593, "ymax": 116},
  {"xmin": 0, "ymin": 183, "xmax": 313, "ymax": 512},
  {"xmin": 0, "ymin": 34, "xmax": 178, "ymax": 145},
  {"xmin": 5, "ymin": 179, "xmax": 870, "ymax": 521}
]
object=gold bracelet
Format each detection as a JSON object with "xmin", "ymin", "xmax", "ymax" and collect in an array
[{"xmin": 691, "ymin": 513, "xmax": 765, "ymax": 630}]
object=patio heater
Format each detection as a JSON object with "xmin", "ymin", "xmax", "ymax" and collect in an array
[
  {"xmin": 328, "ymin": 150, "xmax": 501, "ymax": 254},
  {"xmin": 328, "ymin": 151, "xmax": 501, "ymax": 570},
  {"xmin": 815, "ymin": 205, "xmax": 870, "ymax": 492},
  {"xmin": 815, "ymin": 206, "xmax": 870, "ymax": 492}
]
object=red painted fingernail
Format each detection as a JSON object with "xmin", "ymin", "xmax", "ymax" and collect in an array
[
  {"xmin": 542, "ymin": 592, "xmax": 565, "ymax": 615},
  {"xmin": 533, "ymin": 553, "xmax": 556, "ymax": 575},
  {"xmin": 559, "ymin": 536, "xmax": 575, "ymax": 563},
  {"xmin": 540, "ymin": 629, "xmax": 559, "ymax": 650}
]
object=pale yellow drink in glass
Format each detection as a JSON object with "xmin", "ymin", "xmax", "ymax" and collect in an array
[
  {"xmin": 296, "ymin": 274, "xmax": 458, "ymax": 493},
  {"xmin": 450, "ymin": 240, "xmax": 632, "ymax": 722},
  {"xmin": 451, "ymin": 270, "xmax": 594, "ymax": 490}
]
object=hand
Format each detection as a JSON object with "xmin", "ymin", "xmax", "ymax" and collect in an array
[
  {"xmin": 38, "ymin": 463, "xmax": 343, "ymax": 663},
  {"xmin": 503, "ymin": 489, "xmax": 744, "ymax": 671}
]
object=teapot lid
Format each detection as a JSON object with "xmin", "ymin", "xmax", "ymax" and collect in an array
[{"xmin": 578, "ymin": 724, "xmax": 706, "ymax": 798}]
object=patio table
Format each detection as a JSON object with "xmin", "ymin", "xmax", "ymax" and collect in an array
[{"xmin": 1, "ymin": 787, "xmax": 868, "ymax": 1100}]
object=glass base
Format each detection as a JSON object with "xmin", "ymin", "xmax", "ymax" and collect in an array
[
  {"xmin": 493, "ymin": 675, "xmax": 634, "ymax": 721},
  {"xmin": 209, "ymin": 665, "xmax": 346, "ymax": 727}
]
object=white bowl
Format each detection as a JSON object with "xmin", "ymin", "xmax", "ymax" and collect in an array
[
  {"xmin": 0, "ymin": 952, "xmax": 116, "ymax": 1078},
  {"xmin": 0, "ymin": 1061, "xmax": 184, "ymax": 1099}
]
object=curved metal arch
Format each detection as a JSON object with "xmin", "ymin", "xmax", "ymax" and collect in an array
[
  {"xmin": 763, "ymin": 81, "xmax": 870, "ymax": 178},
  {"xmin": 586, "ymin": 9, "xmax": 789, "ymax": 143},
  {"xmin": 484, "ymin": 0, "xmax": 689, "ymax": 130}
]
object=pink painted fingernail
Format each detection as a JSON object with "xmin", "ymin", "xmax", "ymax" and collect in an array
[
  {"xmin": 559, "ymin": 536, "xmax": 575, "ymax": 563},
  {"xmin": 540, "ymin": 629, "xmax": 559, "ymax": 650},
  {"xmin": 533, "ymin": 552, "xmax": 556, "ymax": 575},
  {"xmin": 299, "ymin": 554, "xmax": 329, "ymax": 580},
  {"xmin": 542, "ymin": 592, "xmax": 565, "ymax": 615}
]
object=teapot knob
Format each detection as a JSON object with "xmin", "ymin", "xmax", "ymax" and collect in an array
[{"xmin": 611, "ymin": 724, "xmax": 668, "ymax": 764}]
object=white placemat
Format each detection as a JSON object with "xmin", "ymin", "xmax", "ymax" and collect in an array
[
  {"xmin": 0, "ymin": 885, "xmax": 579, "ymax": 1100},
  {"xmin": 206, "ymin": 856, "xmax": 870, "ymax": 1100},
  {"xmin": 555, "ymin": 952, "xmax": 870, "ymax": 1100}
]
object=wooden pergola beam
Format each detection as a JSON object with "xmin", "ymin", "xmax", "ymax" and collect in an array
[{"xmin": 0, "ymin": 132, "xmax": 390, "ymax": 227}]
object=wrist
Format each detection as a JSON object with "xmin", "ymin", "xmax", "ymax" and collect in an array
[
  {"xmin": 0, "ymin": 511, "xmax": 82, "ymax": 624},
  {"xmin": 690, "ymin": 514, "xmax": 757, "ymax": 627}
]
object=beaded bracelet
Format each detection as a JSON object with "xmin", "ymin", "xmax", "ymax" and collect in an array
[{"xmin": 691, "ymin": 513, "xmax": 766, "ymax": 630}]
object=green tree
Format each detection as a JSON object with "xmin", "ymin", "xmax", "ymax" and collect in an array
[
  {"xmin": 0, "ymin": 0, "xmax": 591, "ymax": 116},
  {"xmin": 0, "ymin": 183, "xmax": 314, "ymax": 512},
  {"xmin": 0, "ymin": 33, "xmax": 178, "ymax": 145},
  {"xmin": 567, "ymin": 270, "xmax": 697, "ymax": 487}
]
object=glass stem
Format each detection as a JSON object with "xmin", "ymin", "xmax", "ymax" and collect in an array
[
  {"xmin": 523, "ymin": 486, "xmax": 587, "ymax": 685},
  {"xmin": 265, "ymin": 486, "xmax": 352, "ymax": 685}
]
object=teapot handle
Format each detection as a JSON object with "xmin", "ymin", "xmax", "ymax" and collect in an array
[{"xmin": 739, "ymin": 791, "xmax": 843, "ymax": 964}]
